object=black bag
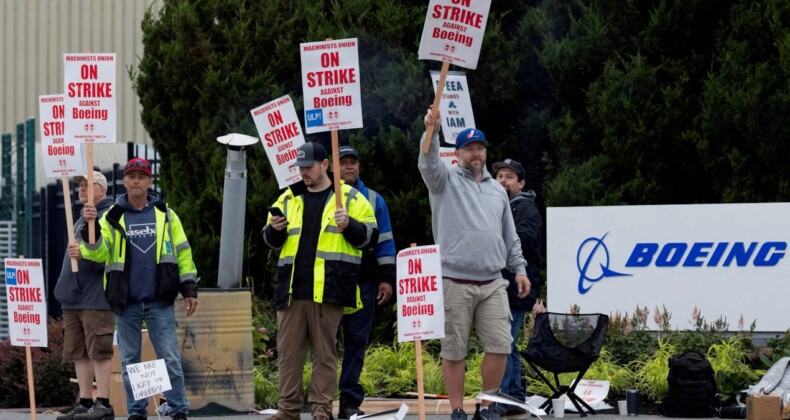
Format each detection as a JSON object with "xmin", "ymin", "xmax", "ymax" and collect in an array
[{"xmin": 661, "ymin": 350, "xmax": 719, "ymax": 417}]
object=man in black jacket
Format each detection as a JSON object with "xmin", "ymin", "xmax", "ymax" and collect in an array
[{"xmin": 492, "ymin": 159, "xmax": 543, "ymax": 415}]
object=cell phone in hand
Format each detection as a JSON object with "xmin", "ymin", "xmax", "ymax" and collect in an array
[{"xmin": 268, "ymin": 206, "xmax": 285, "ymax": 218}]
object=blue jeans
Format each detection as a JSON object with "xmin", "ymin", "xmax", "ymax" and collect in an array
[
  {"xmin": 338, "ymin": 281, "xmax": 376, "ymax": 408},
  {"xmin": 115, "ymin": 301, "xmax": 188, "ymax": 417},
  {"xmin": 499, "ymin": 309, "xmax": 526, "ymax": 407}
]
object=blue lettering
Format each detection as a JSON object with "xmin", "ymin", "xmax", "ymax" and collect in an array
[
  {"xmin": 683, "ymin": 243, "xmax": 712, "ymax": 267},
  {"xmin": 753, "ymin": 242, "xmax": 786, "ymax": 266},
  {"xmin": 707, "ymin": 242, "xmax": 729, "ymax": 266},
  {"xmin": 656, "ymin": 243, "xmax": 687, "ymax": 267},
  {"xmin": 625, "ymin": 241, "xmax": 786, "ymax": 268},
  {"xmin": 723, "ymin": 242, "xmax": 756, "ymax": 266},
  {"xmin": 625, "ymin": 243, "xmax": 658, "ymax": 267}
]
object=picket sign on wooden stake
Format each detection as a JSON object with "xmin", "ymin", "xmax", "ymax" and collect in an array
[
  {"xmin": 421, "ymin": 61, "xmax": 450, "ymax": 154},
  {"xmin": 61, "ymin": 177, "xmax": 79, "ymax": 272}
]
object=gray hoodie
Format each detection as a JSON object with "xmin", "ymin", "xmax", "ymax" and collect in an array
[
  {"xmin": 418, "ymin": 131, "xmax": 527, "ymax": 280},
  {"xmin": 54, "ymin": 197, "xmax": 114, "ymax": 310}
]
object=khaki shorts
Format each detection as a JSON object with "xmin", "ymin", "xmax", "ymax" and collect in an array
[
  {"xmin": 440, "ymin": 278, "xmax": 512, "ymax": 361},
  {"xmin": 62, "ymin": 309, "xmax": 115, "ymax": 361}
]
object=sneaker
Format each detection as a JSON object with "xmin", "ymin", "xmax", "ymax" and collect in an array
[
  {"xmin": 338, "ymin": 406, "xmax": 365, "ymax": 419},
  {"xmin": 57, "ymin": 402, "xmax": 91, "ymax": 420},
  {"xmin": 474, "ymin": 406, "xmax": 502, "ymax": 420},
  {"xmin": 171, "ymin": 414, "xmax": 188, "ymax": 420},
  {"xmin": 451, "ymin": 407, "xmax": 468, "ymax": 420},
  {"xmin": 75, "ymin": 400, "xmax": 114, "ymax": 420},
  {"xmin": 127, "ymin": 416, "xmax": 147, "ymax": 420}
]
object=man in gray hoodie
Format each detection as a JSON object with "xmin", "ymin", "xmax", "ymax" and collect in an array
[
  {"xmin": 55, "ymin": 171, "xmax": 115, "ymax": 420},
  {"xmin": 418, "ymin": 110, "xmax": 530, "ymax": 420}
]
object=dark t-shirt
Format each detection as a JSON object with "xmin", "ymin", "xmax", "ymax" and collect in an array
[{"xmin": 291, "ymin": 187, "xmax": 331, "ymax": 300}]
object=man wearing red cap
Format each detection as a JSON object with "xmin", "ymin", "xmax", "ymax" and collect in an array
[{"xmin": 70, "ymin": 157, "xmax": 198, "ymax": 420}]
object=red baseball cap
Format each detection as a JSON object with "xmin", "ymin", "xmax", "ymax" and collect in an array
[{"xmin": 124, "ymin": 157, "xmax": 152, "ymax": 176}]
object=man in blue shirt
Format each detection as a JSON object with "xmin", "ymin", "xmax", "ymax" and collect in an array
[{"xmin": 336, "ymin": 145, "xmax": 397, "ymax": 419}]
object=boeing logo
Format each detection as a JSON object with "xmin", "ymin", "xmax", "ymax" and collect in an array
[
  {"xmin": 576, "ymin": 233, "xmax": 631, "ymax": 294},
  {"xmin": 576, "ymin": 233, "xmax": 787, "ymax": 294}
]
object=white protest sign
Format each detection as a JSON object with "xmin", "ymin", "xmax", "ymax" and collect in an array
[
  {"xmin": 418, "ymin": 0, "xmax": 491, "ymax": 69},
  {"xmin": 39, "ymin": 94, "xmax": 86, "ymax": 178},
  {"xmin": 251, "ymin": 95, "xmax": 305, "ymax": 188},
  {"xmin": 396, "ymin": 245, "xmax": 444, "ymax": 342},
  {"xmin": 4, "ymin": 258, "xmax": 48, "ymax": 347},
  {"xmin": 439, "ymin": 147, "xmax": 458, "ymax": 167},
  {"xmin": 63, "ymin": 52, "xmax": 117, "ymax": 143},
  {"xmin": 300, "ymin": 38, "xmax": 363, "ymax": 134},
  {"xmin": 430, "ymin": 70, "xmax": 476, "ymax": 144},
  {"xmin": 565, "ymin": 380, "xmax": 610, "ymax": 411},
  {"xmin": 126, "ymin": 359, "xmax": 173, "ymax": 401}
]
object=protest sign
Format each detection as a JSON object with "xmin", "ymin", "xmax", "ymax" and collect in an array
[
  {"xmin": 39, "ymin": 94, "xmax": 85, "ymax": 177},
  {"xmin": 251, "ymin": 95, "xmax": 305, "ymax": 188},
  {"xmin": 4, "ymin": 258, "xmax": 48, "ymax": 347},
  {"xmin": 418, "ymin": 0, "xmax": 492, "ymax": 70},
  {"xmin": 396, "ymin": 245, "xmax": 444, "ymax": 342},
  {"xmin": 430, "ymin": 70, "xmax": 476, "ymax": 145},
  {"xmin": 126, "ymin": 359, "xmax": 173, "ymax": 401},
  {"xmin": 439, "ymin": 147, "xmax": 458, "ymax": 167},
  {"xmin": 63, "ymin": 53, "xmax": 117, "ymax": 143},
  {"xmin": 300, "ymin": 38, "xmax": 363, "ymax": 134}
]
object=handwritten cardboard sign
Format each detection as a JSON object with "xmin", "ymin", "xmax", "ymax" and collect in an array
[{"xmin": 125, "ymin": 359, "xmax": 173, "ymax": 401}]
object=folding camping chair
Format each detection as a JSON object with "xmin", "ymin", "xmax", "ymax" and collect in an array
[{"xmin": 521, "ymin": 312, "xmax": 609, "ymax": 417}]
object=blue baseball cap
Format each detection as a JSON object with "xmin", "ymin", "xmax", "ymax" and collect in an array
[{"xmin": 455, "ymin": 128, "xmax": 488, "ymax": 149}]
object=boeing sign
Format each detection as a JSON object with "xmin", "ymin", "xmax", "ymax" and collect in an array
[{"xmin": 549, "ymin": 203, "xmax": 790, "ymax": 332}]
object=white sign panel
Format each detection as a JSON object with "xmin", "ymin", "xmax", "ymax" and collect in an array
[
  {"xmin": 63, "ymin": 52, "xmax": 117, "ymax": 143},
  {"xmin": 396, "ymin": 245, "xmax": 445, "ymax": 342},
  {"xmin": 439, "ymin": 147, "xmax": 458, "ymax": 167},
  {"xmin": 418, "ymin": 0, "xmax": 491, "ymax": 69},
  {"xmin": 4, "ymin": 258, "xmax": 48, "ymax": 347},
  {"xmin": 251, "ymin": 95, "xmax": 305, "ymax": 188},
  {"xmin": 430, "ymin": 70, "xmax": 476, "ymax": 144},
  {"xmin": 300, "ymin": 38, "xmax": 363, "ymax": 134},
  {"xmin": 39, "ymin": 94, "xmax": 86, "ymax": 178},
  {"xmin": 126, "ymin": 359, "xmax": 173, "ymax": 401},
  {"xmin": 547, "ymin": 203, "xmax": 790, "ymax": 331}
]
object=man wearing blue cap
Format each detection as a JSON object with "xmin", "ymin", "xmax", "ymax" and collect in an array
[
  {"xmin": 418, "ymin": 110, "xmax": 530, "ymax": 420},
  {"xmin": 336, "ymin": 145, "xmax": 397, "ymax": 419}
]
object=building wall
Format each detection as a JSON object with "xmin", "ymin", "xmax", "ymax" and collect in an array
[{"xmin": 1, "ymin": 0, "xmax": 162, "ymax": 187}]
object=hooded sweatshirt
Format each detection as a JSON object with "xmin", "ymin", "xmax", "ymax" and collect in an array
[
  {"xmin": 54, "ymin": 196, "xmax": 114, "ymax": 310},
  {"xmin": 418, "ymin": 131, "xmax": 527, "ymax": 280}
]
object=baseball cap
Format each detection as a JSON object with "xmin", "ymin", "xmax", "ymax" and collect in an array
[
  {"xmin": 338, "ymin": 145, "xmax": 359, "ymax": 160},
  {"xmin": 124, "ymin": 157, "xmax": 152, "ymax": 176},
  {"xmin": 73, "ymin": 171, "xmax": 108, "ymax": 189},
  {"xmin": 290, "ymin": 142, "xmax": 328, "ymax": 167},
  {"xmin": 455, "ymin": 128, "xmax": 488, "ymax": 149},
  {"xmin": 492, "ymin": 159, "xmax": 526, "ymax": 181}
]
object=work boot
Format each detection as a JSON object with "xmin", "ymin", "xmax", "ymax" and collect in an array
[{"xmin": 339, "ymin": 406, "xmax": 365, "ymax": 419}]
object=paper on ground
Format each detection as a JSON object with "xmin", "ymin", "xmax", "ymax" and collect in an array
[
  {"xmin": 475, "ymin": 390, "xmax": 546, "ymax": 416},
  {"xmin": 351, "ymin": 403, "xmax": 409, "ymax": 420}
]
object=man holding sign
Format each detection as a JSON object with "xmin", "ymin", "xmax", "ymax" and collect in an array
[
  {"xmin": 261, "ymin": 142, "xmax": 377, "ymax": 420},
  {"xmin": 55, "ymin": 171, "xmax": 115, "ymax": 420},
  {"xmin": 71, "ymin": 158, "xmax": 198, "ymax": 420},
  {"xmin": 418, "ymin": 111, "xmax": 530, "ymax": 420}
]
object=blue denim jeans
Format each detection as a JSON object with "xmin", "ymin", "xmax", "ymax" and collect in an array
[
  {"xmin": 115, "ymin": 301, "xmax": 188, "ymax": 417},
  {"xmin": 338, "ymin": 281, "xmax": 376, "ymax": 408},
  {"xmin": 499, "ymin": 309, "xmax": 526, "ymax": 407}
]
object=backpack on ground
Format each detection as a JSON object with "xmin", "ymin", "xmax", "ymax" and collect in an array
[{"xmin": 661, "ymin": 350, "xmax": 719, "ymax": 417}]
